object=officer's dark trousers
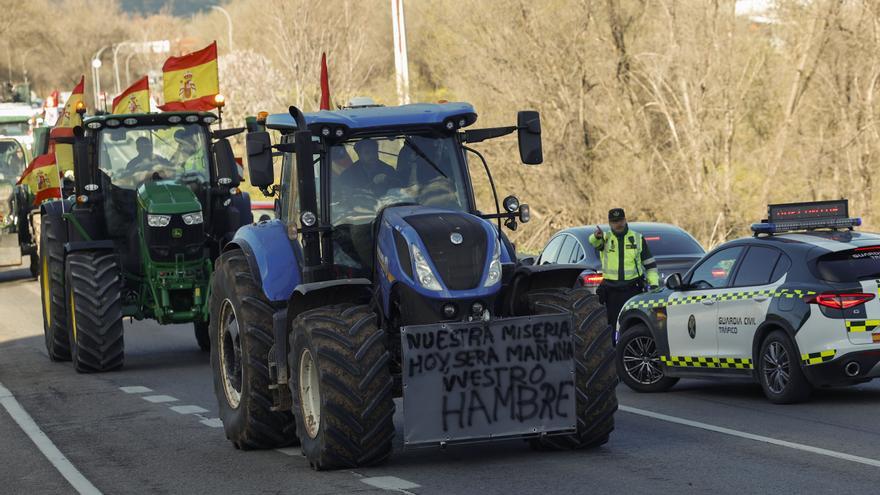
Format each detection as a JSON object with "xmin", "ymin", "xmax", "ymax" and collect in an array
[{"xmin": 600, "ymin": 282, "xmax": 643, "ymax": 344}]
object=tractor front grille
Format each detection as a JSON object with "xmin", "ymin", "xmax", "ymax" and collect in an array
[
  {"xmin": 404, "ymin": 213, "xmax": 487, "ymax": 290},
  {"xmin": 144, "ymin": 213, "xmax": 205, "ymax": 262}
]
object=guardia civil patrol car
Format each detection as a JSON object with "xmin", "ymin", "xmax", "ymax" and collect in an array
[{"xmin": 615, "ymin": 200, "xmax": 880, "ymax": 403}]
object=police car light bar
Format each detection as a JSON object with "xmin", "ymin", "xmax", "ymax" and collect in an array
[{"xmin": 752, "ymin": 199, "xmax": 859, "ymax": 234}]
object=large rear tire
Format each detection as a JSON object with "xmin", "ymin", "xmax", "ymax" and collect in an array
[
  {"xmin": 289, "ymin": 304, "xmax": 395, "ymax": 470},
  {"xmin": 66, "ymin": 251, "xmax": 125, "ymax": 373},
  {"xmin": 39, "ymin": 213, "xmax": 69, "ymax": 361},
  {"xmin": 210, "ymin": 250, "xmax": 298, "ymax": 449},
  {"xmin": 524, "ymin": 287, "xmax": 618, "ymax": 449}
]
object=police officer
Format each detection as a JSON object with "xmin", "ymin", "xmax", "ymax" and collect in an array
[{"xmin": 589, "ymin": 208, "xmax": 659, "ymax": 341}]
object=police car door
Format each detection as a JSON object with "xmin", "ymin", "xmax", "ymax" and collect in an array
[
  {"xmin": 716, "ymin": 246, "xmax": 788, "ymax": 363},
  {"xmin": 666, "ymin": 247, "xmax": 745, "ymax": 360}
]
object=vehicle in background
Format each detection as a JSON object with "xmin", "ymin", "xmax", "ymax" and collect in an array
[
  {"xmin": 536, "ymin": 222, "xmax": 705, "ymax": 290},
  {"xmin": 250, "ymin": 200, "xmax": 276, "ymax": 222},
  {"xmin": 0, "ymin": 137, "xmax": 37, "ymax": 276},
  {"xmin": 0, "ymin": 83, "xmax": 40, "ymax": 152}
]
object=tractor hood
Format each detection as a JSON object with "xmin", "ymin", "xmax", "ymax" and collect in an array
[{"xmin": 137, "ymin": 181, "xmax": 201, "ymax": 214}]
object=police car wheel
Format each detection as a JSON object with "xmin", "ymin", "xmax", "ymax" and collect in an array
[
  {"xmin": 757, "ymin": 331, "xmax": 811, "ymax": 404},
  {"xmin": 616, "ymin": 324, "xmax": 678, "ymax": 393}
]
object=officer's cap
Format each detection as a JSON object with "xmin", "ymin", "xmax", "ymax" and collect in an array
[{"xmin": 608, "ymin": 208, "xmax": 626, "ymax": 221}]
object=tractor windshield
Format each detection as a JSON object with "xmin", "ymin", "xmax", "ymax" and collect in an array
[
  {"xmin": 96, "ymin": 123, "xmax": 209, "ymax": 190},
  {"xmin": 328, "ymin": 134, "xmax": 469, "ymax": 276}
]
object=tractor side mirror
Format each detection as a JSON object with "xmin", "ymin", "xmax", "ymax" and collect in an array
[
  {"xmin": 213, "ymin": 138, "xmax": 241, "ymax": 189},
  {"xmin": 517, "ymin": 110, "xmax": 543, "ymax": 165},
  {"xmin": 71, "ymin": 126, "xmax": 93, "ymax": 196},
  {"xmin": 245, "ymin": 131, "xmax": 274, "ymax": 188},
  {"xmin": 665, "ymin": 273, "xmax": 683, "ymax": 291}
]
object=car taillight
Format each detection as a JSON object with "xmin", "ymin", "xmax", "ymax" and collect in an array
[
  {"xmin": 580, "ymin": 273, "xmax": 604, "ymax": 286},
  {"xmin": 807, "ymin": 293, "xmax": 875, "ymax": 309}
]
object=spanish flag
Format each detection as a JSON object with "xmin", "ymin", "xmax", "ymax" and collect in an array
[
  {"xmin": 50, "ymin": 76, "xmax": 85, "ymax": 174},
  {"xmin": 158, "ymin": 42, "xmax": 220, "ymax": 112},
  {"xmin": 16, "ymin": 152, "xmax": 61, "ymax": 206},
  {"xmin": 112, "ymin": 76, "xmax": 150, "ymax": 115}
]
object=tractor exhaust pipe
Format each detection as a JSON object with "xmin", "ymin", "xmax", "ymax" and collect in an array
[{"xmin": 845, "ymin": 361, "xmax": 861, "ymax": 377}]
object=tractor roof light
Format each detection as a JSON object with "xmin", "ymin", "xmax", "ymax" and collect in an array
[
  {"xmin": 185, "ymin": 115, "xmax": 199, "ymax": 123},
  {"xmin": 213, "ymin": 94, "xmax": 226, "ymax": 108},
  {"xmin": 75, "ymin": 100, "xmax": 86, "ymax": 115},
  {"xmin": 168, "ymin": 115, "xmax": 182, "ymax": 124},
  {"xmin": 202, "ymin": 115, "xmax": 217, "ymax": 124},
  {"xmin": 256, "ymin": 111, "xmax": 269, "ymax": 122}
]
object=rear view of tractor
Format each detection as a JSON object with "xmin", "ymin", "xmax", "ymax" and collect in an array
[
  {"xmin": 39, "ymin": 111, "xmax": 251, "ymax": 370},
  {"xmin": 210, "ymin": 102, "xmax": 617, "ymax": 468},
  {"xmin": 0, "ymin": 134, "xmax": 38, "ymax": 277}
]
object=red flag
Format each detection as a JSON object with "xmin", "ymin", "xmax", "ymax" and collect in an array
[{"xmin": 320, "ymin": 52, "xmax": 330, "ymax": 111}]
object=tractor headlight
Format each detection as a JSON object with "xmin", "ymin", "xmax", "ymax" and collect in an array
[
  {"xmin": 412, "ymin": 245, "xmax": 442, "ymax": 291},
  {"xmin": 484, "ymin": 239, "xmax": 502, "ymax": 287},
  {"xmin": 182, "ymin": 211, "xmax": 203, "ymax": 225},
  {"xmin": 147, "ymin": 214, "xmax": 171, "ymax": 227}
]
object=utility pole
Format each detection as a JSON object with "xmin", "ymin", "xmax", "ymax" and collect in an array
[{"xmin": 390, "ymin": 0, "xmax": 410, "ymax": 105}]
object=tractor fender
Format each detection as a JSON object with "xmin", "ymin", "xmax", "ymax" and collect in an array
[
  {"xmin": 38, "ymin": 199, "xmax": 71, "ymax": 247},
  {"xmin": 503, "ymin": 263, "xmax": 585, "ymax": 315},
  {"xmin": 287, "ymin": 278, "xmax": 373, "ymax": 322},
  {"xmin": 225, "ymin": 220, "xmax": 302, "ymax": 303}
]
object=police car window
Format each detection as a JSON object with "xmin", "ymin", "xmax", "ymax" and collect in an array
[
  {"xmin": 814, "ymin": 246, "xmax": 880, "ymax": 282},
  {"xmin": 557, "ymin": 235, "xmax": 577, "ymax": 265},
  {"xmin": 688, "ymin": 246, "xmax": 743, "ymax": 289},
  {"xmin": 770, "ymin": 254, "xmax": 792, "ymax": 283},
  {"xmin": 540, "ymin": 236, "xmax": 565, "ymax": 264},
  {"xmin": 732, "ymin": 246, "xmax": 780, "ymax": 287}
]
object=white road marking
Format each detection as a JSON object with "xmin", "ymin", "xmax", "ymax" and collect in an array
[
  {"xmin": 361, "ymin": 476, "xmax": 421, "ymax": 492},
  {"xmin": 0, "ymin": 381, "xmax": 102, "ymax": 495},
  {"xmin": 620, "ymin": 405, "xmax": 880, "ymax": 468},
  {"xmin": 141, "ymin": 395, "xmax": 178, "ymax": 404},
  {"xmin": 275, "ymin": 447, "xmax": 300, "ymax": 456},
  {"xmin": 199, "ymin": 417, "xmax": 223, "ymax": 428},
  {"xmin": 169, "ymin": 405, "xmax": 209, "ymax": 415},
  {"xmin": 119, "ymin": 386, "xmax": 152, "ymax": 394}
]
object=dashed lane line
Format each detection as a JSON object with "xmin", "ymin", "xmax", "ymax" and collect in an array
[
  {"xmin": 170, "ymin": 405, "xmax": 209, "ymax": 415},
  {"xmin": 141, "ymin": 395, "xmax": 178, "ymax": 403},
  {"xmin": 360, "ymin": 476, "xmax": 420, "ymax": 494},
  {"xmin": 0, "ymin": 381, "xmax": 103, "ymax": 495},
  {"xmin": 119, "ymin": 386, "xmax": 152, "ymax": 394},
  {"xmin": 198, "ymin": 417, "xmax": 223, "ymax": 428},
  {"xmin": 620, "ymin": 404, "xmax": 880, "ymax": 468}
]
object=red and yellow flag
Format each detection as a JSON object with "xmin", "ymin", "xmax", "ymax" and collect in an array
[
  {"xmin": 50, "ymin": 76, "xmax": 85, "ymax": 174},
  {"xmin": 112, "ymin": 76, "xmax": 150, "ymax": 115},
  {"xmin": 16, "ymin": 152, "xmax": 61, "ymax": 206},
  {"xmin": 158, "ymin": 42, "xmax": 220, "ymax": 112}
]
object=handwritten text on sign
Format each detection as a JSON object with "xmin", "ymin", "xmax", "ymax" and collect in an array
[{"xmin": 401, "ymin": 314, "xmax": 576, "ymax": 445}]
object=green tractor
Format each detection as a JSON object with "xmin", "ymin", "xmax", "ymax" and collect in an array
[
  {"xmin": 0, "ymin": 134, "xmax": 36, "ymax": 276},
  {"xmin": 39, "ymin": 111, "xmax": 251, "ymax": 371}
]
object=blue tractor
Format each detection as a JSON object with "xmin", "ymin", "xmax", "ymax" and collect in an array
[{"xmin": 209, "ymin": 102, "xmax": 618, "ymax": 469}]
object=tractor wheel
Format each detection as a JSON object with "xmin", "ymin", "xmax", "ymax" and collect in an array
[
  {"xmin": 66, "ymin": 251, "xmax": 125, "ymax": 373},
  {"xmin": 289, "ymin": 304, "xmax": 395, "ymax": 470},
  {"xmin": 39, "ymin": 214, "xmax": 69, "ymax": 361},
  {"xmin": 194, "ymin": 319, "xmax": 210, "ymax": 352},
  {"xmin": 524, "ymin": 287, "xmax": 618, "ymax": 450},
  {"xmin": 210, "ymin": 250, "xmax": 298, "ymax": 450}
]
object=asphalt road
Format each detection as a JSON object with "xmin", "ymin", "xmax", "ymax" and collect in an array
[{"xmin": 2, "ymin": 265, "xmax": 879, "ymax": 494}]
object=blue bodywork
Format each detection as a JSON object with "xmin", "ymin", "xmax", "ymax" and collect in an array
[
  {"xmin": 374, "ymin": 205, "xmax": 509, "ymax": 317},
  {"xmin": 229, "ymin": 219, "xmax": 302, "ymax": 302},
  {"xmin": 265, "ymin": 103, "xmax": 477, "ymax": 132}
]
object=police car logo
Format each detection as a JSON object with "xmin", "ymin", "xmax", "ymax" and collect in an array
[
  {"xmin": 450, "ymin": 232, "xmax": 463, "ymax": 245},
  {"xmin": 688, "ymin": 315, "xmax": 696, "ymax": 339}
]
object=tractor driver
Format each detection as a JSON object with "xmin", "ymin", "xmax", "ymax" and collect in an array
[
  {"xmin": 126, "ymin": 137, "xmax": 171, "ymax": 174},
  {"xmin": 337, "ymin": 138, "xmax": 401, "ymax": 196}
]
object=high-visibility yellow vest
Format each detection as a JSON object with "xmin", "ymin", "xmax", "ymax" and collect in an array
[{"xmin": 588, "ymin": 229, "xmax": 659, "ymax": 286}]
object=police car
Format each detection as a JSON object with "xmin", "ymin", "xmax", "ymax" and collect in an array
[{"xmin": 615, "ymin": 200, "xmax": 880, "ymax": 403}]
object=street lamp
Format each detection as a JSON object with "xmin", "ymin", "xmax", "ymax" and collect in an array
[
  {"xmin": 91, "ymin": 45, "xmax": 110, "ymax": 109},
  {"xmin": 113, "ymin": 40, "xmax": 133, "ymax": 94},
  {"xmin": 211, "ymin": 6, "xmax": 234, "ymax": 51}
]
